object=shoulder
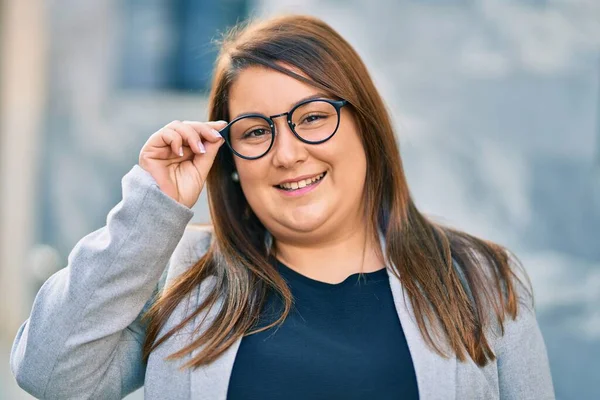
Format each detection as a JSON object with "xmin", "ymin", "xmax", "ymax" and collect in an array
[
  {"xmin": 172, "ymin": 224, "xmax": 213, "ymax": 265},
  {"xmin": 160, "ymin": 224, "xmax": 214, "ymax": 289}
]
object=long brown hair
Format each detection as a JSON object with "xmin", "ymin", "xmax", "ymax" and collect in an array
[{"xmin": 143, "ymin": 14, "xmax": 531, "ymax": 368}]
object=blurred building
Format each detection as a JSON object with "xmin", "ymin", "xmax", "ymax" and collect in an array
[{"xmin": 1, "ymin": 0, "xmax": 599, "ymax": 399}]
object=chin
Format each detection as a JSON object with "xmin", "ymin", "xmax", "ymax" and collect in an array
[
  {"xmin": 254, "ymin": 200, "xmax": 334, "ymax": 237},
  {"xmin": 286, "ymin": 219, "xmax": 326, "ymax": 234},
  {"xmin": 283, "ymin": 204, "xmax": 331, "ymax": 231},
  {"xmin": 262, "ymin": 213, "xmax": 326, "ymax": 238}
]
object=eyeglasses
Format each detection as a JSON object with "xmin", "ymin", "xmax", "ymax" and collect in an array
[{"xmin": 219, "ymin": 98, "xmax": 349, "ymax": 160}]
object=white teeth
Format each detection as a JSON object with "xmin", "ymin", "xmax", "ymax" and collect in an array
[{"xmin": 278, "ymin": 172, "xmax": 325, "ymax": 190}]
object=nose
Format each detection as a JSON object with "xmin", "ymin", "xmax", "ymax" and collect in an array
[{"xmin": 270, "ymin": 118, "xmax": 308, "ymax": 168}]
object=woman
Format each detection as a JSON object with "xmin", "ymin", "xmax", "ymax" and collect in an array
[{"xmin": 11, "ymin": 14, "xmax": 554, "ymax": 399}]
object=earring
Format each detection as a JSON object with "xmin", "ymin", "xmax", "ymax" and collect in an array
[{"xmin": 231, "ymin": 171, "xmax": 239, "ymax": 182}]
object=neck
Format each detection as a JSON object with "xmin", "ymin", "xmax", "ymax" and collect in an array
[{"xmin": 272, "ymin": 220, "xmax": 385, "ymax": 284}]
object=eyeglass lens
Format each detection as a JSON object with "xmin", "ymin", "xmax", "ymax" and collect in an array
[{"xmin": 228, "ymin": 100, "xmax": 340, "ymax": 159}]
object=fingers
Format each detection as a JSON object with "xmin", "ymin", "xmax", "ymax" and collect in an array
[
  {"xmin": 159, "ymin": 120, "xmax": 227, "ymax": 158},
  {"xmin": 165, "ymin": 121, "xmax": 209, "ymax": 155},
  {"xmin": 181, "ymin": 120, "xmax": 228, "ymax": 144},
  {"xmin": 159, "ymin": 128, "xmax": 184, "ymax": 157}
]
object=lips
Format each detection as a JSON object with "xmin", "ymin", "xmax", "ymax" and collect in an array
[{"xmin": 275, "ymin": 172, "xmax": 327, "ymax": 191}]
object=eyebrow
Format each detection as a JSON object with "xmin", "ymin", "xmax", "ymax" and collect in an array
[{"xmin": 231, "ymin": 92, "xmax": 332, "ymax": 120}]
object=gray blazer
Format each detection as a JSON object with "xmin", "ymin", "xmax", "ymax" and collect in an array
[{"xmin": 10, "ymin": 165, "xmax": 555, "ymax": 400}]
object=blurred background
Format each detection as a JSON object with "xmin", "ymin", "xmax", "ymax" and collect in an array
[{"xmin": 1, "ymin": 0, "xmax": 598, "ymax": 398}]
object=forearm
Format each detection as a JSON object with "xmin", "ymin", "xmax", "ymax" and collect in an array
[{"xmin": 10, "ymin": 165, "xmax": 194, "ymax": 399}]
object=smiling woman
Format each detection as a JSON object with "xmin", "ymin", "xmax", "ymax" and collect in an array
[
  {"xmin": 220, "ymin": 66, "xmax": 368, "ymax": 241},
  {"xmin": 10, "ymin": 14, "xmax": 555, "ymax": 400}
]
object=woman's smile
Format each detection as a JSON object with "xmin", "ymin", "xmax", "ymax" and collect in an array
[
  {"xmin": 274, "ymin": 171, "xmax": 327, "ymax": 197},
  {"xmin": 229, "ymin": 65, "xmax": 367, "ymax": 237}
]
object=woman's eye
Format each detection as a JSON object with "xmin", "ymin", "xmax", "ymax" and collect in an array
[
  {"xmin": 243, "ymin": 128, "xmax": 269, "ymax": 139},
  {"xmin": 301, "ymin": 114, "xmax": 325, "ymax": 124}
]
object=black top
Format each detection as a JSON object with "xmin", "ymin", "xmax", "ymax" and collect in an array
[{"xmin": 227, "ymin": 260, "xmax": 419, "ymax": 400}]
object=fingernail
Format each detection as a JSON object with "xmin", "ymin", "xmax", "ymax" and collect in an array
[
  {"xmin": 178, "ymin": 147, "xmax": 184, "ymax": 157},
  {"xmin": 211, "ymin": 129, "xmax": 222, "ymax": 138},
  {"xmin": 197, "ymin": 140, "xmax": 206, "ymax": 153}
]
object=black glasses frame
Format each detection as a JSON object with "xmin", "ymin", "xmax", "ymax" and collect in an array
[{"xmin": 218, "ymin": 98, "xmax": 349, "ymax": 160}]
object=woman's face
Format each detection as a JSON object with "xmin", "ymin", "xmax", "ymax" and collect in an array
[{"xmin": 228, "ymin": 65, "xmax": 368, "ymax": 243}]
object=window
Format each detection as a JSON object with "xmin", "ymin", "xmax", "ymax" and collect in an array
[{"xmin": 119, "ymin": 0, "xmax": 250, "ymax": 92}]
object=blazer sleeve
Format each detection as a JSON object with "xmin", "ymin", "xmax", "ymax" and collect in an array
[
  {"xmin": 10, "ymin": 164, "xmax": 194, "ymax": 399},
  {"xmin": 496, "ymin": 276, "xmax": 556, "ymax": 400}
]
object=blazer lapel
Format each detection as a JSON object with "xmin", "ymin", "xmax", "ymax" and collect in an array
[
  {"xmin": 185, "ymin": 276, "xmax": 243, "ymax": 400},
  {"xmin": 172, "ymin": 229, "xmax": 240, "ymax": 400},
  {"xmin": 388, "ymin": 273, "xmax": 457, "ymax": 400},
  {"xmin": 190, "ymin": 333, "xmax": 242, "ymax": 400}
]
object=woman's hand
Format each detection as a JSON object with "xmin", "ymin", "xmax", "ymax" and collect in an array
[{"xmin": 139, "ymin": 120, "xmax": 227, "ymax": 208}]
